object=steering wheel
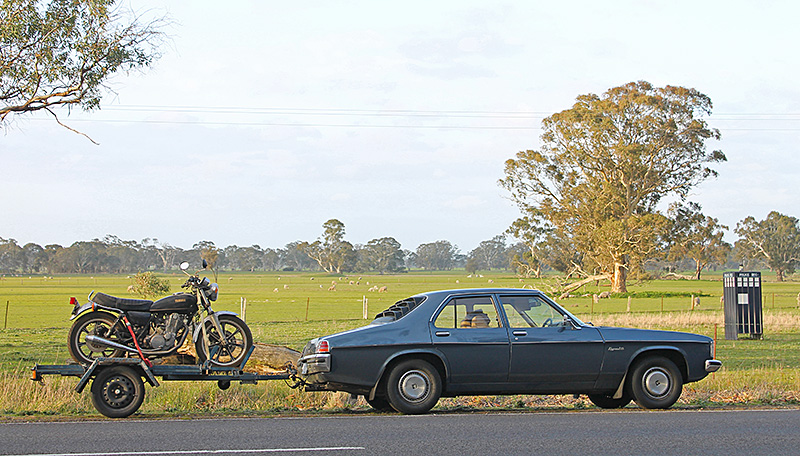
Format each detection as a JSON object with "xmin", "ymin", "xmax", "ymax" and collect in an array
[{"xmin": 542, "ymin": 318, "xmax": 554, "ymax": 327}]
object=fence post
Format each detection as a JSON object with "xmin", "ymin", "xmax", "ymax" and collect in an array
[
  {"xmin": 691, "ymin": 294, "xmax": 695, "ymax": 311},
  {"xmin": 661, "ymin": 296, "xmax": 664, "ymax": 313},
  {"xmin": 305, "ymin": 297, "xmax": 310, "ymax": 321},
  {"xmin": 240, "ymin": 297, "xmax": 247, "ymax": 322},
  {"xmin": 362, "ymin": 296, "xmax": 368, "ymax": 319},
  {"xmin": 627, "ymin": 296, "xmax": 631, "ymax": 312},
  {"xmin": 3, "ymin": 300, "xmax": 8, "ymax": 330}
]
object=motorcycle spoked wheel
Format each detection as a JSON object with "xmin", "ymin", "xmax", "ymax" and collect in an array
[
  {"xmin": 195, "ymin": 314, "xmax": 253, "ymax": 368},
  {"xmin": 68, "ymin": 311, "xmax": 127, "ymax": 365}
]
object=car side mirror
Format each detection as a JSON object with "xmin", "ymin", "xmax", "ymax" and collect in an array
[{"xmin": 564, "ymin": 315, "xmax": 581, "ymax": 330}]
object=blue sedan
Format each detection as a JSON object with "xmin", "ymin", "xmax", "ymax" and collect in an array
[{"xmin": 298, "ymin": 288, "xmax": 721, "ymax": 414}]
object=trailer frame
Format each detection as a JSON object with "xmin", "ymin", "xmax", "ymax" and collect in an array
[{"xmin": 31, "ymin": 346, "xmax": 302, "ymax": 418}]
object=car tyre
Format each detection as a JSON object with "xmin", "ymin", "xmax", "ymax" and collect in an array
[
  {"xmin": 385, "ymin": 359, "xmax": 441, "ymax": 414},
  {"xmin": 587, "ymin": 393, "xmax": 631, "ymax": 409},
  {"xmin": 365, "ymin": 395, "xmax": 396, "ymax": 413},
  {"xmin": 629, "ymin": 356, "xmax": 683, "ymax": 409}
]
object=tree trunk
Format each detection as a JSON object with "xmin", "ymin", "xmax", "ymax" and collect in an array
[
  {"xmin": 776, "ymin": 269, "xmax": 785, "ymax": 282},
  {"xmin": 611, "ymin": 261, "xmax": 627, "ymax": 293},
  {"xmin": 694, "ymin": 260, "xmax": 702, "ymax": 280}
]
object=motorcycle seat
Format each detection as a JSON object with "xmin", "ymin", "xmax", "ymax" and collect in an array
[{"xmin": 93, "ymin": 292, "xmax": 153, "ymax": 311}]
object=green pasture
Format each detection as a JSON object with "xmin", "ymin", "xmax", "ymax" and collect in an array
[
  {"xmin": 1, "ymin": 271, "xmax": 798, "ymax": 329},
  {"xmin": 1, "ymin": 271, "xmax": 799, "ymax": 416}
]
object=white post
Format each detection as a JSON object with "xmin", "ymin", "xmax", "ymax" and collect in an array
[
  {"xmin": 241, "ymin": 297, "xmax": 247, "ymax": 322},
  {"xmin": 362, "ymin": 296, "xmax": 368, "ymax": 319}
]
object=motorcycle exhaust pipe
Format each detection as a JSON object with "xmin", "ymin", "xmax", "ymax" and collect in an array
[{"xmin": 85, "ymin": 335, "xmax": 139, "ymax": 354}]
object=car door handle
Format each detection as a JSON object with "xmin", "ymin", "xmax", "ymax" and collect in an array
[
  {"xmin": 513, "ymin": 330, "xmax": 527, "ymax": 337},
  {"xmin": 435, "ymin": 331, "xmax": 450, "ymax": 337}
]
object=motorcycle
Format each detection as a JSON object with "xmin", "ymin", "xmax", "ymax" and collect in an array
[{"xmin": 67, "ymin": 260, "xmax": 253, "ymax": 368}]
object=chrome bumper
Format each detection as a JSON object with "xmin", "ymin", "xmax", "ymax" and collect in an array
[
  {"xmin": 705, "ymin": 359, "xmax": 722, "ymax": 373},
  {"xmin": 299, "ymin": 353, "xmax": 331, "ymax": 375}
]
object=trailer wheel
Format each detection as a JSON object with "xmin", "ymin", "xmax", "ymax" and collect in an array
[{"xmin": 91, "ymin": 366, "xmax": 145, "ymax": 418}]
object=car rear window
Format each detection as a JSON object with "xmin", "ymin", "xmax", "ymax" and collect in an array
[{"xmin": 372, "ymin": 296, "xmax": 427, "ymax": 324}]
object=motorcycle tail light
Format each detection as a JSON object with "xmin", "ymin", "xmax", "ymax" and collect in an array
[
  {"xmin": 69, "ymin": 297, "xmax": 77, "ymax": 306},
  {"xmin": 317, "ymin": 340, "xmax": 330, "ymax": 353}
]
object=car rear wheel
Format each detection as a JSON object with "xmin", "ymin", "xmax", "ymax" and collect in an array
[
  {"xmin": 385, "ymin": 359, "xmax": 441, "ymax": 414},
  {"xmin": 629, "ymin": 356, "xmax": 683, "ymax": 409},
  {"xmin": 587, "ymin": 393, "xmax": 631, "ymax": 409},
  {"xmin": 365, "ymin": 395, "xmax": 396, "ymax": 413}
]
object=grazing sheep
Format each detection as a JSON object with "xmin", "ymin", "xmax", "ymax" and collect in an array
[
  {"xmin": 378, "ymin": 286, "xmax": 388, "ymax": 293},
  {"xmin": 329, "ymin": 284, "xmax": 337, "ymax": 291},
  {"xmin": 273, "ymin": 288, "xmax": 279, "ymax": 293},
  {"xmin": 310, "ymin": 277, "xmax": 315, "ymax": 281},
  {"xmin": 368, "ymin": 286, "xmax": 379, "ymax": 292},
  {"xmin": 488, "ymin": 279, "xmax": 494, "ymax": 284},
  {"xmin": 283, "ymin": 284, "xmax": 289, "ymax": 290},
  {"xmin": 127, "ymin": 285, "xmax": 135, "ymax": 293},
  {"xmin": 349, "ymin": 281, "xmax": 354, "ymax": 285},
  {"xmin": 598, "ymin": 291, "xmax": 611, "ymax": 299}
]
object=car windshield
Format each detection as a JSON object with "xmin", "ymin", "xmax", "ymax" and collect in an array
[{"xmin": 372, "ymin": 296, "xmax": 427, "ymax": 324}]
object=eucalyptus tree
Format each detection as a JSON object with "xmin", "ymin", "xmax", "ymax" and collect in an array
[
  {"xmin": 301, "ymin": 219, "xmax": 356, "ymax": 273},
  {"xmin": 1, "ymin": 0, "xmax": 167, "ymax": 141},
  {"xmin": 735, "ymin": 212, "xmax": 800, "ymax": 281},
  {"xmin": 667, "ymin": 202, "xmax": 730, "ymax": 280},
  {"xmin": 500, "ymin": 81, "xmax": 725, "ymax": 292}
]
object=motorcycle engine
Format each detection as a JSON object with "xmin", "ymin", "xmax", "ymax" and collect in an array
[{"xmin": 146, "ymin": 313, "xmax": 186, "ymax": 350}]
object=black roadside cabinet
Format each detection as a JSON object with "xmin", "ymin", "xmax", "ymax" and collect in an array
[{"xmin": 723, "ymin": 271, "xmax": 763, "ymax": 340}]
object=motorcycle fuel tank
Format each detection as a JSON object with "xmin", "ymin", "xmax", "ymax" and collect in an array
[{"xmin": 151, "ymin": 293, "xmax": 198, "ymax": 312}]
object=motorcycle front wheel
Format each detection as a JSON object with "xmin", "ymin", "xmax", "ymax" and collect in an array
[
  {"xmin": 195, "ymin": 314, "xmax": 253, "ymax": 368},
  {"xmin": 68, "ymin": 311, "xmax": 127, "ymax": 365}
]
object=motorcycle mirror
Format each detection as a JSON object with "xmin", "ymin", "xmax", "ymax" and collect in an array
[
  {"xmin": 180, "ymin": 262, "xmax": 190, "ymax": 271},
  {"xmin": 202, "ymin": 259, "xmax": 208, "ymax": 269}
]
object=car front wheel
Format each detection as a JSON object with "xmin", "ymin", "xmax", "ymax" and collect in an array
[
  {"xmin": 629, "ymin": 356, "xmax": 683, "ymax": 409},
  {"xmin": 385, "ymin": 359, "xmax": 441, "ymax": 414}
]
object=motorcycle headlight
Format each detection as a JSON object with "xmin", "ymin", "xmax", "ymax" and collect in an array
[{"xmin": 207, "ymin": 283, "xmax": 219, "ymax": 301}]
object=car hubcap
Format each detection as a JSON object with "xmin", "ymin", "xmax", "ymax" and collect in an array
[
  {"xmin": 399, "ymin": 370, "xmax": 429, "ymax": 403},
  {"xmin": 643, "ymin": 367, "xmax": 670, "ymax": 397}
]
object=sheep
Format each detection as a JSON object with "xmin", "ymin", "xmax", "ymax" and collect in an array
[
  {"xmin": 328, "ymin": 284, "xmax": 337, "ymax": 291},
  {"xmin": 283, "ymin": 284, "xmax": 289, "ymax": 290},
  {"xmin": 378, "ymin": 286, "xmax": 388, "ymax": 293}
]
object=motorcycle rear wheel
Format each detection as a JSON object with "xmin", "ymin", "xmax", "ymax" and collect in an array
[
  {"xmin": 68, "ymin": 311, "xmax": 126, "ymax": 365},
  {"xmin": 195, "ymin": 314, "xmax": 253, "ymax": 368}
]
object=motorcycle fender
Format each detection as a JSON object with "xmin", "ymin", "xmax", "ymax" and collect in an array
[
  {"xmin": 69, "ymin": 303, "xmax": 95, "ymax": 320},
  {"xmin": 193, "ymin": 311, "xmax": 240, "ymax": 343}
]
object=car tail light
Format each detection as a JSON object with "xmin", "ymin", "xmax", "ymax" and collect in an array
[{"xmin": 317, "ymin": 340, "xmax": 330, "ymax": 353}]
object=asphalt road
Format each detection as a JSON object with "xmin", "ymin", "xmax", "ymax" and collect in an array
[{"xmin": 2, "ymin": 409, "xmax": 800, "ymax": 456}]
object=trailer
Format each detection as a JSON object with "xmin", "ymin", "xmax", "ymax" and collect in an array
[{"xmin": 31, "ymin": 347, "xmax": 302, "ymax": 418}]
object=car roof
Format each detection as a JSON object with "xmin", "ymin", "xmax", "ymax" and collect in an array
[{"xmin": 412, "ymin": 288, "xmax": 546, "ymax": 299}]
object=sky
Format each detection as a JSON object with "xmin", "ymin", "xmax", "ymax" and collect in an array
[{"xmin": 2, "ymin": 0, "xmax": 799, "ymax": 253}]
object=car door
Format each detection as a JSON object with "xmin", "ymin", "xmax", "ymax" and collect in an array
[
  {"xmin": 430, "ymin": 295, "xmax": 510, "ymax": 387},
  {"xmin": 499, "ymin": 293, "xmax": 604, "ymax": 391}
]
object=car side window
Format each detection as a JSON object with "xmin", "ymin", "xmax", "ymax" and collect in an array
[
  {"xmin": 500, "ymin": 295, "xmax": 565, "ymax": 328},
  {"xmin": 434, "ymin": 296, "xmax": 502, "ymax": 329}
]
